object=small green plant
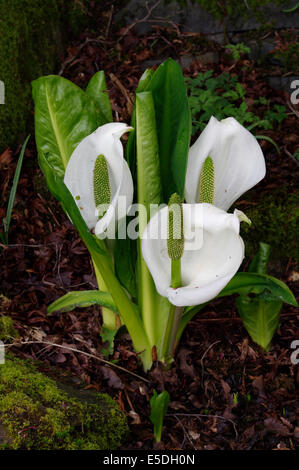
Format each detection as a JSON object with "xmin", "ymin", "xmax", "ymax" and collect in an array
[
  {"xmin": 0, "ymin": 135, "xmax": 30, "ymax": 245},
  {"xmin": 186, "ymin": 71, "xmax": 287, "ymax": 137},
  {"xmin": 233, "ymin": 392, "xmax": 239, "ymax": 404},
  {"xmin": 149, "ymin": 390, "xmax": 170, "ymax": 443},
  {"xmin": 236, "ymin": 242, "xmax": 284, "ymax": 350},
  {"xmin": 225, "ymin": 43, "xmax": 251, "ymax": 62}
]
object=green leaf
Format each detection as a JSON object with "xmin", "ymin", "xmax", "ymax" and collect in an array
[
  {"xmin": 136, "ymin": 91, "xmax": 165, "ymax": 348},
  {"xmin": 115, "ymin": 69, "xmax": 156, "ymax": 300},
  {"xmin": 48, "ymin": 290, "xmax": 117, "ymax": 314},
  {"xmin": 236, "ymin": 292, "xmax": 283, "ymax": 350},
  {"xmin": 146, "ymin": 59, "xmax": 191, "ymax": 200},
  {"xmin": 126, "ymin": 68, "xmax": 155, "ymax": 174},
  {"xmin": 32, "ymin": 75, "xmax": 100, "ymax": 176},
  {"xmin": 2, "ymin": 135, "xmax": 30, "ymax": 244},
  {"xmin": 219, "ymin": 272, "xmax": 297, "ymax": 306},
  {"xmin": 136, "ymin": 91, "xmax": 163, "ymax": 212},
  {"xmin": 86, "ymin": 71, "xmax": 113, "ymax": 123},
  {"xmin": 249, "ymin": 242, "xmax": 271, "ymax": 274},
  {"xmin": 150, "ymin": 390, "xmax": 170, "ymax": 443}
]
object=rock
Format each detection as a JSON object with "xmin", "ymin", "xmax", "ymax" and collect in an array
[
  {"xmin": 0, "ymin": 354, "xmax": 128, "ymax": 449},
  {"xmin": 115, "ymin": 0, "xmax": 299, "ymax": 36}
]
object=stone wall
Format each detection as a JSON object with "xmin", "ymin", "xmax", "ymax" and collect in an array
[{"xmin": 116, "ymin": 1, "xmax": 299, "ymax": 36}]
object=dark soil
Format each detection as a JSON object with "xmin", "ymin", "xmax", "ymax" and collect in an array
[{"xmin": 0, "ymin": 6, "xmax": 298, "ymax": 450}]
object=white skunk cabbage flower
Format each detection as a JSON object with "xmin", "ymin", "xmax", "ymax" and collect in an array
[
  {"xmin": 64, "ymin": 122, "xmax": 133, "ymax": 237},
  {"xmin": 141, "ymin": 203, "xmax": 245, "ymax": 307},
  {"xmin": 185, "ymin": 116, "xmax": 266, "ymax": 210}
]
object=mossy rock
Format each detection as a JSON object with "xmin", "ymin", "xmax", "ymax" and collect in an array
[
  {"xmin": 0, "ymin": 0, "xmax": 65, "ymax": 152},
  {"xmin": 0, "ymin": 315, "xmax": 19, "ymax": 342},
  {"xmin": 0, "ymin": 355, "xmax": 129, "ymax": 449},
  {"xmin": 241, "ymin": 187, "xmax": 299, "ymax": 261},
  {"xmin": 0, "ymin": 0, "xmax": 106, "ymax": 153}
]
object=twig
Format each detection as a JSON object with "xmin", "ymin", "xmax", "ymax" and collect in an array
[
  {"xmin": 287, "ymin": 100, "xmax": 299, "ymax": 119},
  {"xmin": 284, "ymin": 147, "xmax": 299, "ymax": 167},
  {"xmin": 58, "ymin": 38, "xmax": 103, "ymax": 76},
  {"xmin": 117, "ymin": 0, "xmax": 162, "ymax": 41},
  {"xmin": 109, "ymin": 73, "xmax": 134, "ymax": 115},
  {"xmin": 5, "ymin": 340, "xmax": 150, "ymax": 383},
  {"xmin": 200, "ymin": 340, "xmax": 221, "ymax": 385},
  {"xmin": 173, "ymin": 415, "xmax": 196, "ymax": 449},
  {"xmin": 105, "ymin": 5, "xmax": 114, "ymax": 39},
  {"xmin": 167, "ymin": 412, "xmax": 238, "ymax": 438}
]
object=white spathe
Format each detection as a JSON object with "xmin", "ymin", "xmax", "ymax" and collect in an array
[
  {"xmin": 185, "ymin": 116, "xmax": 266, "ymax": 211},
  {"xmin": 141, "ymin": 203, "xmax": 245, "ymax": 307},
  {"xmin": 64, "ymin": 122, "xmax": 133, "ymax": 236}
]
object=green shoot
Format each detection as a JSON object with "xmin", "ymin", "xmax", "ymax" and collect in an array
[
  {"xmin": 1, "ymin": 135, "xmax": 30, "ymax": 245},
  {"xmin": 149, "ymin": 390, "xmax": 170, "ymax": 443}
]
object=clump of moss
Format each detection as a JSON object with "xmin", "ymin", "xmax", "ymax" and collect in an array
[
  {"xmin": 0, "ymin": 355, "xmax": 128, "ymax": 449},
  {"xmin": 241, "ymin": 187, "xmax": 299, "ymax": 261},
  {"xmin": 0, "ymin": 316, "xmax": 19, "ymax": 342}
]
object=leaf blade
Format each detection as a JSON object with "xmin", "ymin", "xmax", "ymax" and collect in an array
[{"xmin": 48, "ymin": 290, "xmax": 117, "ymax": 314}]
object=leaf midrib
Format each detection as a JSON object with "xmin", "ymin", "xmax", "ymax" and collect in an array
[{"xmin": 45, "ymin": 81, "xmax": 68, "ymax": 169}]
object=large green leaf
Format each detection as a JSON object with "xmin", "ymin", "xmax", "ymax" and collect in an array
[
  {"xmin": 236, "ymin": 292, "xmax": 283, "ymax": 350},
  {"xmin": 177, "ymin": 270, "xmax": 297, "ymax": 345},
  {"xmin": 114, "ymin": 69, "xmax": 155, "ymax": 298},
  {"xmin": 126, "ymin": 68, "xmax": 155, "ymax": 179},
  {"xmin": 32, "ymin": 75, "xmax": 100, "ymax": 176},
  {"xmin": 135, "ymin": 90, "xmax": 167, "ymax": 348},
  {"xmin": 86, "ymin": 71, "xmax": 113, "ymax": 123},
  {"xmin": 136, "ymin": 91, "xmax": 163, "ymax": 212},
  {"xmin": 146, "ymin": 58, "xmax": 191, "ymax": 200},
  {"xmin": 219, "ymin": 272, "xmax": 297, "ymax": 306},
  {"xmin": 127, "ymin": 60, "xmax": 191, "ymax": 201},
  {"xmin": 48, "ymin": 290, "xmax": 117, "ymax": 314}
]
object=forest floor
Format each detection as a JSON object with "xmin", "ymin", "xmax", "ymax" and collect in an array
[{"xmin": 0, "ymin": 8, "xmax": 298, "ymax": 450}]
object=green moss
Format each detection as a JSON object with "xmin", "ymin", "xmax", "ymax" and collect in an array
[
  {"xmin": 0, "ymin": 0, "xmax": 63, "ymax": 152},
  {"xmin": 0, "ymin": 316, "xmax": 19, "ymax": 342},
  {"xmin": 241, "ymin": 187, "xmax": 299, "ymax": 261},
  {"xmin": 0, "ymin": 355, "xmax": 128, "ymax": 449}
]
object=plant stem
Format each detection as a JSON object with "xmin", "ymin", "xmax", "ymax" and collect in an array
[
  {"xmin": 93, "ymin": 259, "xmax": 117, "ymax": 331},
  {"xmin": 171, "ymin": 259, "xmax": 181, "ymax": 288}
]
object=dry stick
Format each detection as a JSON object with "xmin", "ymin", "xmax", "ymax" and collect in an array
[
  {"xmin": 200, "ymin": 340, "xmax": 221, "ymax": 386},
  {"xmin": 109, "ymin": 73, "xmax": 134, "ymax": 115},
  {"xmin": 287, "ymin": 100, "xmax": 299, "ymax": 119},
  {"xmin": 173, "ymin": 414, "xmax": 196, "ymax": 449},
  {"xmin": 167, "ymin": 413, "xmax": 238, "ymax": 438},
  {"xmin": 284, "ymin": 147, "xmax": 299, "ymax": 167},
  {"xmin": 117, "ymin": 0, "xmax": 162, "ymax": 42},
  {"xmin": 105, "ymin": 5, "xmax": 114, "ymax": 39},
  {"xmin": 58, "ymin": 38, "xmax": 104, "ymax": 76},
  {"xmin": 5, "ymin": 340, "xmax": 150, "ymax": 383}
]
